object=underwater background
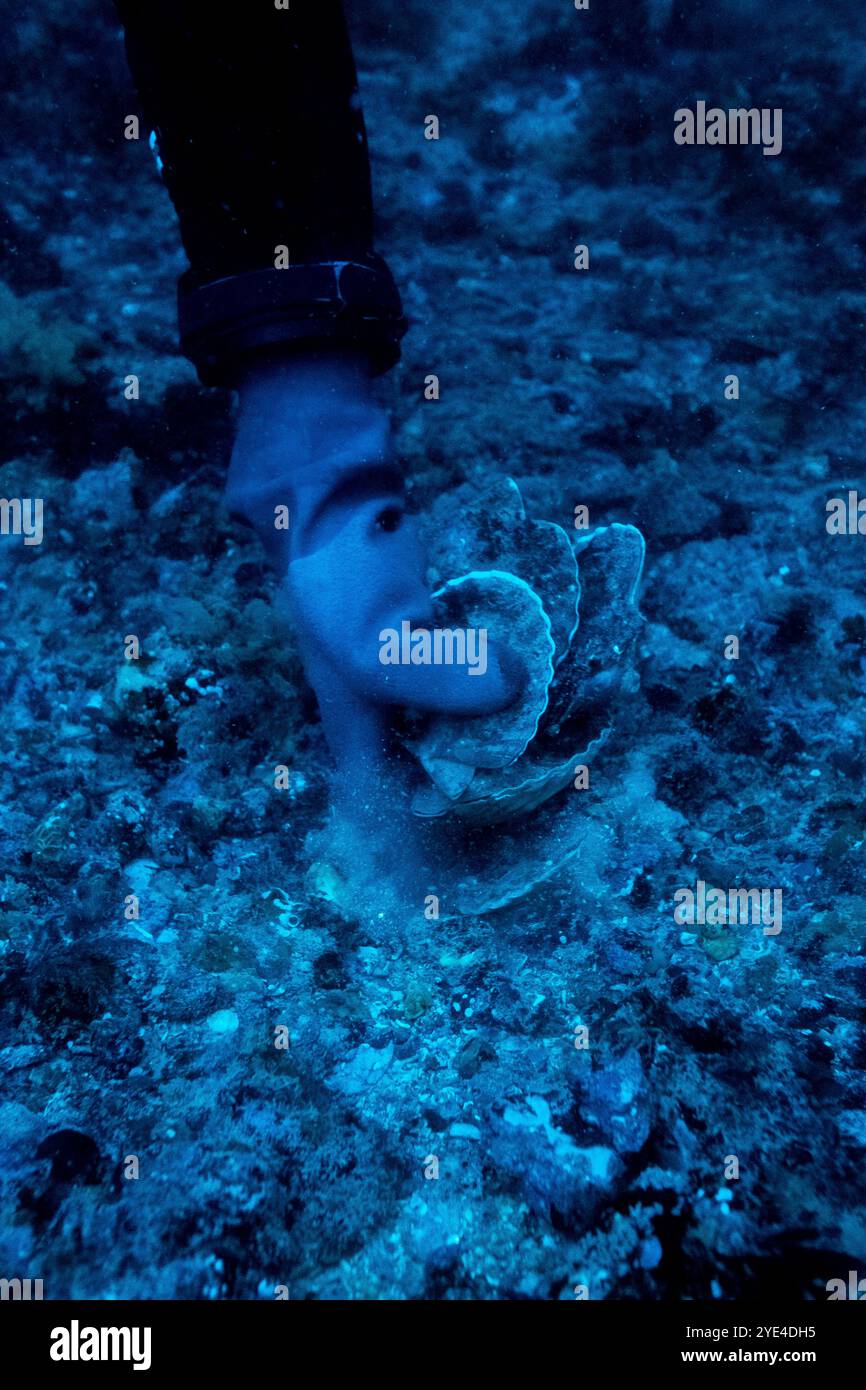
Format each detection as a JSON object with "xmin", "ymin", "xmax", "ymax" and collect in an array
[{"xmin": 1, "ymin": 0, "xmax": 865, "ymax": 1299}]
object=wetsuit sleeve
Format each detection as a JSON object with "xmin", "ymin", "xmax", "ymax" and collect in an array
[{"xmin": 114, "ymin": 0, "xmax": 406, "ymax": 385}]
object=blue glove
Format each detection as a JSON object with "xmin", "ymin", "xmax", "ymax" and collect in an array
[{"xmin": 226, "ymin": 350, "xmax": 524, "ymax": 744}]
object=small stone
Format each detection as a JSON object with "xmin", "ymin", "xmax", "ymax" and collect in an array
[
  {"xmin": 404, "ymin": 982, "xmax": 433, "ymax": 1019},
  {"xmin": 639, "ymin": 1236, "xmax": 663, "ymax": 1270},
  {"xmin": 207, "ymin": 1008, "xmax": 239, "ymax": 1035},
  {"xmin": 449, "ymin": 1122, "xmax": 481, "ymax": 1141}
]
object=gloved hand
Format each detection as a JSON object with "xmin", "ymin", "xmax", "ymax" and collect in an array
[{"xmin": 226, "ymin": 349, "xmax": 524, "ymax": 729}]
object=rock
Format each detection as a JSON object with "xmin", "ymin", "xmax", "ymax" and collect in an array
[
  {"xmin": 488, "ymin": 1096, "xmax": 619, "ymax": 1222},
  {"xmin": 838, "ymin": 1111, "xmax": 866, "ymax": 1148},
  {"xmin": 70, "ymin": 451, "xmax": 137, "ymax": 525},
  {"xmin": 449, "ymin": 1122, "xmax": 482, "ymax": 1141},
  {"xmin": 330, "ymin": 1042, "xmax": 395, "ymax": 1097},
  {"xmin": 35, "ymin": 1129, "xmax": 103, "ymax": 1185},
  {"xmin": 206, "ymin": 1008, "xmax": 239, "ymax": 1035},
  {"xmin": 404, "ymin": 982, "xmax": 434, "ymax": 1020}
]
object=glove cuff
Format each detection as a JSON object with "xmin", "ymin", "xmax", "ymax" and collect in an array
[{"xmin": 178, "ymin": 256, "xmax": 408, "ymax": 387}]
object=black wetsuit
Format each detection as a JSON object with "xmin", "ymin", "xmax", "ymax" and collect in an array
[{"xmin": 116, "ymin": 1, "xmax": 406, "ymax": 385}]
